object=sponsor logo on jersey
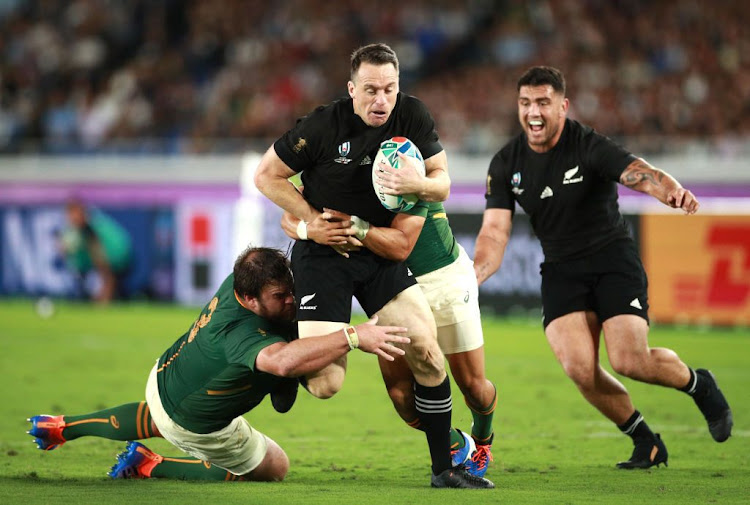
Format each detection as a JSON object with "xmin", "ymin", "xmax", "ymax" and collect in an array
[
  {"xmin": 300, "ymin": 293, "xmax": 317, "ymax": 310},
  {"xmin": 360, "ymin": 155, "xmax": 372, "ymax": 166},
  {"xmin": 334, "ymin": 141, "xmax": 353, "ymax": 164},
  {"xmin": 407, "ymin": 268, "xmax": 413, "ymax": 277},
  {"xmin": 630, "ymin": 297, "xmax": 642, "ymax": 309},
  {"xmin": 293, "ymin": 137, "xmax": 307, "ymax": 153},
  {"xmin": 540, "ymin": 186, "xmax": 553, "ymax": 199},
  {"xmin": 563, "ymin": 166, "xmax": 583, "ymax": 184},
  {"xmin": 511, "ymin": 172, "xmax": 525, "ymax": 195}
]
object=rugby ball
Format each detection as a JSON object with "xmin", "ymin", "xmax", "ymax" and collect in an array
[{"xmin": 372, "ymin": 137, "xmax": 425, "ymax": 212}]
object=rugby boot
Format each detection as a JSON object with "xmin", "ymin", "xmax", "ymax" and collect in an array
[
  {"xmin": 270, "ymin": 377, "xmax": 299, "ymax": 414},
  {"xmin": 465, "ymin": 434, "xmax": 494, "ymax": 477},
  {"xmin": 27, "ymin": 415, "xmax": 66, "ymax": 451},
  {"xmin": 692, "ymin": 369, "xmax": 733, "ymax": 442},
  {"xmin": 450, "ymin": 429, "xmax": 476, "ymax": 467},
  {"xmin": 616, "ymin": 433, "xmax": 668, "ymax": 469},
  {"xmin": 108, "ymin": 441, "xmax": 163, "ymax": 479},
  {"xmin": 431, "ymin": 466, "xmax": 495, "ymax": 488}
]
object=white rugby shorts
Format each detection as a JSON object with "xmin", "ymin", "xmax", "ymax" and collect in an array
[
  {"xmin": 416, "ymin": 245, "xmax": 484, "ymax": 354},
  {"xmin": 146, "ymin": 363, "xmax": 269, "ymax": 476}
]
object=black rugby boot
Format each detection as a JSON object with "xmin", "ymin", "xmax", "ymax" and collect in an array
[
  {"xmin": 692, "ymin": 369, "xmax": 733, "ymax": 442},
  {"xmin": 431, "ymin": 466, "xmax": 495, "ymax": 488},
  {"xmin": 616, "ymin": 433, "xmax": 668, "ymax": 469}
]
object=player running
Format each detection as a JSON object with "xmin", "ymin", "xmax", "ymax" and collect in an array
[
  {"xmin": 254, "ymin": 42, "xmax": 493, "ymax": 488},
  {"xmin": 282, "ymin": 196, "xmax": 497, "ymax": 479},
  {"xmin": 473, "ymin": 65, "xmax": 732, "ymax": 469}
]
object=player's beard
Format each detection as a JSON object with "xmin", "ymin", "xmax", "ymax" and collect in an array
[{"xmin": 257, "ymin": 301, "xmax": 296, "ymax": 324}]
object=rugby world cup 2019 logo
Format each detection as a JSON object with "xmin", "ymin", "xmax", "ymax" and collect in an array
[
  {"xmin": 334, "ymin": 141, "xmax": 352, "ymax": 164},
  {"xmin": 339, "ymin": 142, "xmax": 350, "ymax": 157},
  {"xmin": 511, "ymin": 172, "xmax": 524, "ymax": 195}
]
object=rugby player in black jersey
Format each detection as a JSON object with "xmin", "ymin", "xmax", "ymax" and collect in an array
[
  {"xmin": 473, "ymin": 66, "xmax": 732, "ymax": 469},
  {"xmin": 254, "ymin": 43, "xmax": 493, "ymax": 488}
]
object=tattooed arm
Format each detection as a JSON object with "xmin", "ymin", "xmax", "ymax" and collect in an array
[{"xmin": 619, "ymin": 158, "xmax": 700, "ymax": 214}]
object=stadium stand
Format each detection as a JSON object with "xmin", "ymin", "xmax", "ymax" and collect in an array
[{"xmin": 0, "ymin": 0, "xmax": 747, "ymax": 155}]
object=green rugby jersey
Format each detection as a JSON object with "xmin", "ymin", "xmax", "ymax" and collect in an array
[
  {"xmin": 156, "ymin": 274, "xmax": 295, "ymax": 434},
  {"xmin": 406, "ymin": 201, "xmax": 459, "ymax": 277}
]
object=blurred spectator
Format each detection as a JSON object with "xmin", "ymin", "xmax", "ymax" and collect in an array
[
  {"xmin": 59, "ymin": 200, "xmax": 133, "ymax": 304},
  {"xmin": 0, "ymin": 0, "xmax": 747, "ymax": 155}
]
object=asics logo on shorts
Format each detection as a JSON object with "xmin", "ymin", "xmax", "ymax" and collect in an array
[{"xmin": 300, "ymin": 293, "xmax": 317, "ymax": 310}]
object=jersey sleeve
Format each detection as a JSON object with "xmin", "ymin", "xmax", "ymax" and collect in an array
[
  {"xmin": 484, "ymin": 151, "xmax": 515, "ymax": 212},
  {"xmin": 273, "ymin": 108, "xmax": 326, "ymax": 173},
  {"xmin": 403, "ymin": 96, "xmax": 443, "ymax": 160},
  {"xmin": 585, "ymin": 132, "xmax": 638, "ymax": 182},
  {"xmin": 224, "ymin": 325, "xmax": 286, "ymax": 373},
  {"xmin": 401, "ymin": 200, "xmax": 429, "ymax": 218}
]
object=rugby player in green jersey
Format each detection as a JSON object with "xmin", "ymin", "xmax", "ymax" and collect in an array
[{"xmin": 27, "ymin": 246, "xmax": 409, "ymax": 482}]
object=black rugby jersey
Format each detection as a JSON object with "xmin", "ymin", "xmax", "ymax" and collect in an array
[
  {"xmin": 274, "ymin": 92, "xmax": 442, "ymax": 228},
  {"xmin": 485, "ymin": 119, "xmax": 637, "ymax": 262}
]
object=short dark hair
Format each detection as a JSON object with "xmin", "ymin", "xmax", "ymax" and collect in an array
[
  {"xmin": 350, "ymin": 43, "xmax": 399, "ymax": 81},
  {"xmin": 233, "ymin": 247, "xmax": 293, "ymax": 299},
  {"xmin": 517, "ymin": 66, "xmax": 566, "ymax": 95}
]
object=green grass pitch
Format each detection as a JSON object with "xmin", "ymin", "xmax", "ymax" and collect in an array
[{"xmin": 1, "ymin": 300, "xmax": 748, "ymax": 504}]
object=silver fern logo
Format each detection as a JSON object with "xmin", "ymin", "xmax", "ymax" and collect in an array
[{"xmin": 300, "ymin": 293, "xmax": 317, "ymax": 310}]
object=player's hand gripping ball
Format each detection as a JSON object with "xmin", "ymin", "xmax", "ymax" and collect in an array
[{"xmin": 372, "ymin": 137, "xmax": 425, "ymax": 212}]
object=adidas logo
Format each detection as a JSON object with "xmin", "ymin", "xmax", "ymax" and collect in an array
[
  {"xmin": 300, "ymin": 293, "xmax": 317, "ymax": 310},
  {"xmin": 360, "ymin": 155, "xmax": 372, "ymax": 166},
  {"xmin": 540, "ymin": 186, "xmax": 553, "ymax": 199},
  {"xmin": 630, "ymin": 298, "xmax": 642, "ymax": 309},
  {"xmin": 563, "ymin": 166, "xmax": 583, "ymax": 184}
]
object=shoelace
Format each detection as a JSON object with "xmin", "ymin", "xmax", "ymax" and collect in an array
[{"xmin": 471, "ymin": 445, "xmax": 494, "ymax": 470}]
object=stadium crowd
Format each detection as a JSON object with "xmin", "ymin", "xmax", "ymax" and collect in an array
[{"xmin": 0, "ymin": 0, "xmax": 747, "ymax": 155}]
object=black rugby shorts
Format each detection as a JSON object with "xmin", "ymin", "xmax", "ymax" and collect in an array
[
  {"xmin": 540, "ymin": 239, "xmax": 649, "ymax": 328},
  {"xmin": 291, "ymin": 240, "xmax": 416, "ymax": 322}
]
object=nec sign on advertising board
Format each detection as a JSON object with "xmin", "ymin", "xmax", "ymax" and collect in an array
[{"xmin": 0, "ymin": 206, "xmax": 174, "ymax": 300}]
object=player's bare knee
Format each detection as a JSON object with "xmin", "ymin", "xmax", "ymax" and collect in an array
[
  {"xmin": 609, "ymin": 350, "xmax": 647, "ymax": 378},
  {"xmin": 405, "ymin": 340, "xmax": 445, "ymax": 379},
  {"xmin": 246, "ymin": 440, "xmax": 289, "ymax": 481},
  {"xmin": 561, "ymin": 360, "xmax": 596, "ymax": 389},
  {"xmin": 304, "ymin": 379, "xmax": 343, "ymax": 399},
  {"xmin": 457, "ymin": 377, "xmax": 487, "ymax": 404}
]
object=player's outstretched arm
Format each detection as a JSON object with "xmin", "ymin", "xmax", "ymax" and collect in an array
[
  {"xmin": 474, "ymin": 208, "xmax": 513, "ymax": 285},
  {"xmin": 255, "ymin": 316, "xmax": 410, "ymax": 378},
  {"xmin": 620, "ymin": 158, "xmax": 700, "ymax": 214},
  {"xmin": 254, "ymin": 145, "xmax": 320, "ymax": 222},
  {"xmin": 376, "ymin": 150, "xmax": 450, "ymax": 202}
]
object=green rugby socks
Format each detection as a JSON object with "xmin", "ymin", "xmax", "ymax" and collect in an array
[
  {"xmin": 468, "ymin": 382, "xmax": 497, "ymax": 444},
  {"xmin": 63, "ymin": 401, "xmax": 156, "ymax": 441}
]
